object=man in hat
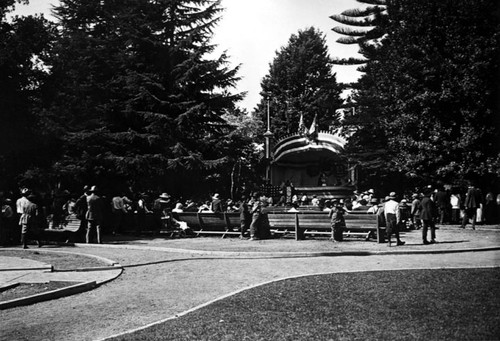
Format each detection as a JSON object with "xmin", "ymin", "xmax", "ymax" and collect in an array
[
  {"xmin": 85, "ymin": 186, "xmax": 104, "ymax": 244},
  {"xmin": 19, "ymin": 193, "xmax": 43, "ymax": 248},
  {"xmin": 153, "ymin": 193, "xmax": 171, "ymax": 230},
  {"xmin": 461, "ymin": 184, "xmax": 482, "ymax": 230},
  {"xmin": 410, "ymin": 193, "xmax": 422, "ymax": 229},
  {"xmin": 384, "ymin": 192, "xmax": 405, "ymax": 246},
  {"xmin": 211, "ymin": 193, "xmax": 223, "ymax": 213},
  {"xmin": 420, "ymin": 189, "xmax": 437, "ymax": 244}
]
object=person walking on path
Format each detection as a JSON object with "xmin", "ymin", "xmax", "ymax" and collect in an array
[
  {"xmin": 384, "ymin": 192, "xmax": 405, "ymax": 246},
  {"xmin": 85, "ymin": 186, "xmax": 104, "ymax": 244},
  {"xmin": 461, "ymin": 185, "xmax": 482, "ymax": 230},
  {"xmin": 420, "ymin": 190, "xmax": 437, "ymax": 245}
]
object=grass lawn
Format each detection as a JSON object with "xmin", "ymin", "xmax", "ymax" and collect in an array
[
  {"xmin": 0, "ymin": 249, "xmax": 107, "ymax": 270},
  {"xmin": 0, "ymin": 281, "xmax": 78, "ymax": 302},
  {"xmin": 113, "ymin": 268, "xmax": 500, "ymax": 341}
]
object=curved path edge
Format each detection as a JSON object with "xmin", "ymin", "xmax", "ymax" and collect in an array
[
  {"xmin": 98, "ymin": 264, "xmax": 500, "ymax": 341},
  {"xmin": 0, "ymin": 249, "xmax": 123, "ymax": 310},
  {"xmin": 75, "ymin": 242, "xmax": 500, "ymax": 258}
]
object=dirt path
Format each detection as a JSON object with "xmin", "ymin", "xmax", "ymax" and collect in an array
[{"xmin": 1, "ymin": 247, "xmax": 498, "ymax": 341}]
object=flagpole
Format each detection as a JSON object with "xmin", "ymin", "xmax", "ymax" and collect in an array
[{"xmin": 264, "ymin": 95, "xmax": 274, "ymax": 182}]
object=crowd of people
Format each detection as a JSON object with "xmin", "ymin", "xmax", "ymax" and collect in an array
[{"xmin": 0, "ymin": 182, "xmax": 499, "ymax": 247}]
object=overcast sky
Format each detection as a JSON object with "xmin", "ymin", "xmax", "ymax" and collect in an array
[{"xmin": 14, "ymin": 0, "xmax": 365, "ymax": 111}]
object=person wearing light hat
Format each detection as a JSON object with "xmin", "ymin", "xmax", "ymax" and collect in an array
[
  {"xmin": 18, "ymin": 193, "xmax": 43, "ymax": 248},
  {"xmin": 211, "ymin": 193, "xmax": 223, "ymax": 213},
  {"xmin": 367, "ymin": 198, "xmax": 379, "ymax": 214},
  {"xmin": 384, "ymin": 192, "xmax": 405, "ymax": 246},
  {"xmin": 153, "ymin": 193, "xmax": 172, "ymax": 230},
  {"xmin": 16, "ymin": 188, "xmax": 30, "ymax": 215}
]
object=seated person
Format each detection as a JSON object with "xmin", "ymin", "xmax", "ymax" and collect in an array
[
  {"xmin": 172, "ymin": 203, "xmax": 184, "ymax": 213},
  {"xmin": 352, "ymin": 199, "xmax": 370, "ymax": 211}
]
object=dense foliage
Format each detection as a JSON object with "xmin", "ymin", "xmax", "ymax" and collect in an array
[
  {"xmin": 1, "ymin": 0, "xmax": 255, "ymax": 197},
  {"xmin": 257, "ymin": 27, "xmax": 343, "ymax": 139},
  {"xmin": 339, "ymin": 0, "xmax": 500, "ymax": 191},
  {"xmin": 0, "ymin": 0, "xmax": 56, "ymax": 190}
]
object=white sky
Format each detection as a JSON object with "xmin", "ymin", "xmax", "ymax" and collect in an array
[{"xmin": 13, "ymin": 0, "xmax": 365, "ymax": 111}]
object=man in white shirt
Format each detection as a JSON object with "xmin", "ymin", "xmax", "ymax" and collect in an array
[{"xmin": 384, "ymin": 192, "xmax": 405, "ymax": 246}]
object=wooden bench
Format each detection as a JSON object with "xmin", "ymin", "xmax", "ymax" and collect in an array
[
  {"xmin": 267, "ymin": 211, "xmax": 379, "ymax": 241},
  {"xmin": 41, "ymin": 215, "xmax": 86, "ymax": 243},
  {"xmin": 173, "ymin": 212, "xmax": 242, "ymax": 238}
]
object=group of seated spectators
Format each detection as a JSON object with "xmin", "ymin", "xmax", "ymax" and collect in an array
[{"xmin": 1, "ymin": 183, "xmax": 499, "ymax": 246}]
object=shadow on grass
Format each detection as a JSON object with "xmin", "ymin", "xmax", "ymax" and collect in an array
[{"xmin": 111, "ymin": 268, "xmax": 500, "ymax": 341}]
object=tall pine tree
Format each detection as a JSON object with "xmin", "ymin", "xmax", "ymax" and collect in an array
[
  {"xmin": 345, "ymin": 0, "xmax": 500, "ymax": 190},
  {"xmin": 43, "ymin": 0, "xmax": 243, "ymax": 194},
  {"xmin": 0, "ymin": 0, "xmax": 55, "ymax": 189},
  {"xmin": 257, "ymin": 27, "xmax": 343, "ymax": 139}
]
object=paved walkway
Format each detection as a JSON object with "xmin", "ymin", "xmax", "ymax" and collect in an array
[{"xmin": 0, "ymin": 225, "xmax": 498, "ymax": 341}]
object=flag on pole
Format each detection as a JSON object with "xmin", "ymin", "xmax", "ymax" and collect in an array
[
  {"xmin": 298, "ymin": 113, "xmax": 307, "ymax": 134},
  {"xmin": 308, "ymin": 114, "xmax": 317, "ymax": 135}
]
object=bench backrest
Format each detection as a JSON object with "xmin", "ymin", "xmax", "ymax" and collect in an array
[
  {"xmin": 267, "ymin": 211, "xmax": 378, "ymax": 230},
  {"xmin": 174, "ymin": 212, "xmax": 241, "ymax": 231}
]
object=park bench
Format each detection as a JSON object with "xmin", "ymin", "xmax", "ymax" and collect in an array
[
  {"xmin": 173, "ymin": 212, "xmax": 242, "ymax": 238},
  {"xmin": 266, "ymin": 210, "xmax": 380, "ymax": 241},
  {"xmin": 41, "ymin": 215, "xmax": 85, "ymax": 243}
]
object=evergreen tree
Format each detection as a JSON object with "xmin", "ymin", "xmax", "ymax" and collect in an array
[
  {"xmin": 0, "ymin": 0, "xmax": 55, "ymax": 189},
  {"xmin": 345, "ymin": 0, "xmax": 500, "ymax": 190},
  {"xmin": 330, "ymin": 0, "xmax": 387, "ymax": 67},
  {"xmin": 257, "ymin": 27, "xmax": 343, "ymax": 139},
  {"xmin": 43, "ymin": 0, "xmax": 243, "ymax": 194}
]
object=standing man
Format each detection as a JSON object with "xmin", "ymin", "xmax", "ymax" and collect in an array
[
  {"xmin": 435, "ymin": 187, "xmax": 450, "ymax": 225},
  {"xmin": 410, "ymin": 193, "xmax": 422, "ymax": 229},
  {"xmin": 16, "ymin": 188, "xmax": 31, "ymax": 246},
  {"xmin": 420, "ymin": 189, "xmax": 437, "ymax": 244},
  {"xmin": 85, "ymin": 186, "xmax": 104, "ymax": 244},
  {"xmin": 461, "ymin": 184, "xmax": 482, "ymax": 230},
  {"xmin": 384, "ymin": 192, "xmax": 405, "ymax": 246},
  {"xmin": 19, "ymin": 193, "xmax": 43, "ymax": 249}
]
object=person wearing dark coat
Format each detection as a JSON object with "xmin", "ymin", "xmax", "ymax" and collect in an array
[
  {"xmin": 420, "ymin": 191, "xmax": 437, "ymax": 244},
  {"xmin": 238, "ymin": 196, "xmax": 250, "ymax": 239},
  {"xmin": 85, "ymin": 186, "xmax": 104, "ymax": 244},
  {"xmin": 211, "ymin": 193, "xmax": 224, "ymax": 213},
  {"xmin": 461, "ymin": 185, "xmax": 483, "ymax": 230},
  {"xmin": 435, "ymin": 187, "xmax": 450, "ymax": 225}
]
